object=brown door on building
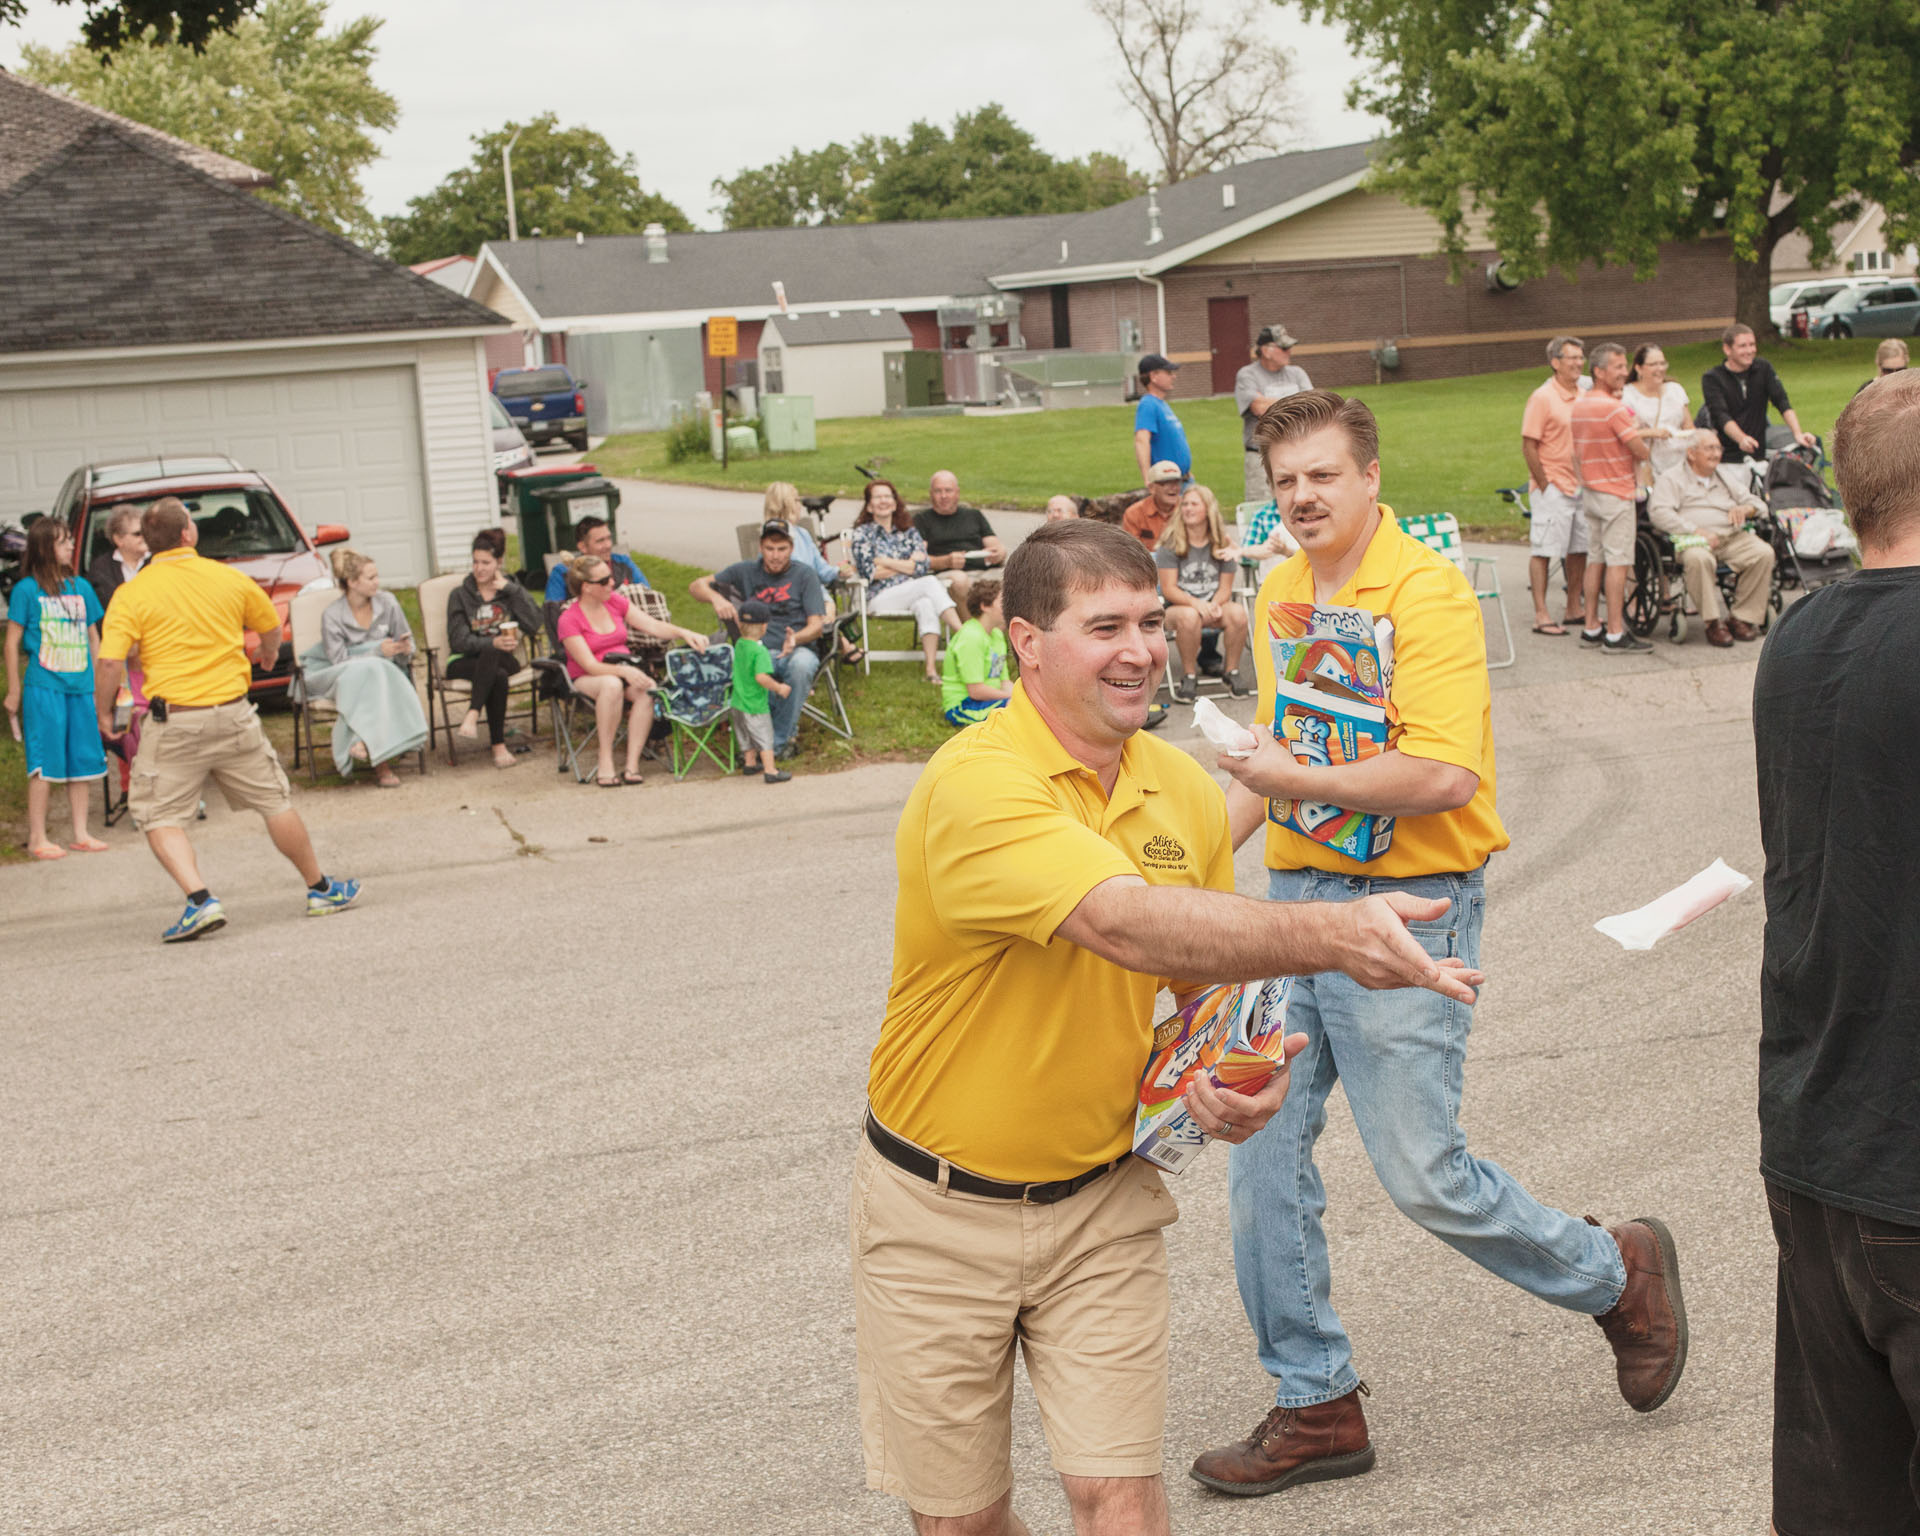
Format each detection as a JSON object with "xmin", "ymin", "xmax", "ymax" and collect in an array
[{"xmin": 1208, "ymin": 296, "xmax": 1250, "ymax": 395}]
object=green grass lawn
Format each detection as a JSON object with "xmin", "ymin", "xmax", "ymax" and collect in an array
[{"xmin": 593, "ymin": 337, "xmax": 1881, "ymax": 538}]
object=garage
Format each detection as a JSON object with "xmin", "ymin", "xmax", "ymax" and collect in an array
[
  {"xmin": 0, "ymin": 365, "xmax": 431, "ymax": 581},
  {"xmin": 0, "ymin": 79, "xmax": 513, "ymax": 587}
]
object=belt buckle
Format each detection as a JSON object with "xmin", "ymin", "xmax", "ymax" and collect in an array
[{"xmin": 1021, "ymin": 1181, "xmax": 1057, "ymax": 1206}]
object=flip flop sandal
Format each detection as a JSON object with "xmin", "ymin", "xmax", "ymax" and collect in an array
[
  {"xmin": 30, "ymin": 844, "xmax": 68, "ymax": 860},
  {"xmin": 1531, "ymin": 621, "xmax": 1568, "ymax": 636},
  {"xmin": 68, "ymin": 838, "xmax": 110, "ymax": 852},
  {"xmin": 596, "ymin": 776, "xmax": 621, "ymax": 788},
  {"xmin": 621, "ymin": 770, "xmax": 645, "ymax": 785}
]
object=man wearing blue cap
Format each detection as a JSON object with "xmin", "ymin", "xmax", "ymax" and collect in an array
[{"xmin": 1133, "ymin": 354, "xmax": 1190, "ymax": 487}]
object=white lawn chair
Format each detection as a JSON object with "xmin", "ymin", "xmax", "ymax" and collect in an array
[{"xmin": 1395, "ymin": 512, "xmax": 1515, "ymax": 670}]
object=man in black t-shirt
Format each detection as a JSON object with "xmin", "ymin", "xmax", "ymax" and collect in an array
[
  {"xmin": 1753, "ymin": 368, "xmax": 1920, "ymax": 1536},
  {"xmin": 1700, "ymin": 324, "xmax": 1817, "ymax": 462},
  {"xmin": 913, "ymin": 470, "xmax": 1004, "ymax": 609},
  {"xmin": 691, "ymin": 523, "xmax": 827, "ymax": 758}
]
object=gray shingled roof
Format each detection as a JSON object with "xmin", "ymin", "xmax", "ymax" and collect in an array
[
  {"xmin": 766, "ymin": 308, "xmax": 911, "ymax": 346},
  {"xmin": 481, "ymin": 142, "xmax": 1378, "ymax": 322},
  {"xmin": 0, "ymin": 66, "xmax": 270, "ymax": 193},
  {"xmin": 995, "ymin": 142, "xmax": 1377, "ymax": 277},
  {"xmin": 0, "ymin": 126, "xmax": 508, "ymax": 353},
  {"xmin": 485, "ymin": 212, "xmax": 1082, "ymax": 319}
]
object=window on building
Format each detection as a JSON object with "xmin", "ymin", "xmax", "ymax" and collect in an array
[
  {"xmin": 1854, "ymin": 250, "xmax": 1891, "ymax": 273},
  {"xmin": 762, "ymin": 347, "xmax": 783, "ymax": 394}
]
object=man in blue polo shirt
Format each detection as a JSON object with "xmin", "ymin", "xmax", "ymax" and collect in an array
[
  {"xmin": 543, "ymin": 516, "xmax": 647, "ymax": 602},
  {"xmin": 1133, "ymin": 354, "xmax": 1191, "ymax": 486}
]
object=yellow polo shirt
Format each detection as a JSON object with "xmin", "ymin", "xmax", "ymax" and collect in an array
[
  {"xmin": 868, "ymin": 683, "xmax": 1234, "ymax": 1182},
  {"xmin": 1253, "ymin": 506, "xmax": 1508, "ymax": 879},
  {"xmin": 100, "ymin": 548, "xmax": 279, "ymax": 706}
]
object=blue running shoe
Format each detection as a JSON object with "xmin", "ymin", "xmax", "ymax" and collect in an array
[
  {"xmin": 305, "ymin": 876, "xmax": 362, "ymax": 917},
  {"xmin": 162, "ymin": 895, "xmax": 226, "ymax": 943}
]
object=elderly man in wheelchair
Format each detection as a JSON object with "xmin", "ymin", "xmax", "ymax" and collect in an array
[{"xmin": 1645, "ymin": 431, "xmax": 1776, "ymax": 647}]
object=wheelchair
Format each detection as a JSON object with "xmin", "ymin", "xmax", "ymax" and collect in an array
[{"xmin": 1622, "ymin": 499, "xmax": 1787, "ymax": 643}]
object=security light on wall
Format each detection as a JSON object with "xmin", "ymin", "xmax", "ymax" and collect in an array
[{"xmin": 1484, "ymin": 260, "xmax": 1523, "ymax": 293}]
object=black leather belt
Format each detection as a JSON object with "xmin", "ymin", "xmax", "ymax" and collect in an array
[
  {"xmin": 165, "ymin": 695, "xmax": 247, "ymax": 711},
  {"xmin": 864, "ymin": 1113, "xmax": 1125, "ymax": 1205}
]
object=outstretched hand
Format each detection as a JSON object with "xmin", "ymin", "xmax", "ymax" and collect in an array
[{"xmin": 1337, "ymin": 894, "xmax": 1484, "ymax": 1004}]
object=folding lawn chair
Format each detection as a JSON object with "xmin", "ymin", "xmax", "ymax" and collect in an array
[
  {"xmin": 418, "ymin": 572, "xmax": 540, "ymax": 765},
  {"xmin": 657, "ymin": 644, "xmax": 736, "ymax": 780},
  {"xmin": 1396, "ymin": 512, "xmax": 1515, "ymax": 670},
  {"xmin": 286, "ymin": 584, "xmax": 428, "ymax": 785}
]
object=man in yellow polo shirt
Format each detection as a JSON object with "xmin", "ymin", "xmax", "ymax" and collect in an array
[
  {"xmin": 855, "ymin": 518, "xmax": 1485, "ymax": 1536},
  {"xmin": 95, "ymin": 499, "xmax": 360, "ymax": 943},
  {"xmin": 1189, "ymin": 392, "xmax": 1687, "ymax": 1501}
]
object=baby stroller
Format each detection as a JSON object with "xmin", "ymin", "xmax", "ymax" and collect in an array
[{"xmin": 1751, "ymin": 436, "xmax": 1856, "ymax": 595}]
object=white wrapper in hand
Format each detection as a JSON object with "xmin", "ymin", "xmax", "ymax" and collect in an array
[
  {"xmin": 1594, "ymin": 858, "xmax": 1753, "ymax": 950},
  {"xmin": 1192, "ymin": 696, "xmax": 1259, "ymax": 758}
]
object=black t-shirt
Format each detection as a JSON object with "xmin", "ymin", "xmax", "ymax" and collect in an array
[
  {"xmin": 914, "ymin": 504, "xmax": 996, "ymax": 559},
  {"xmin": 1701, "ymin": 358, "xmax": 1790, "ymax": 462},
  {"xmin": 1753, "ymin": 567, "xmax": 1920, "ymax": 1223}
]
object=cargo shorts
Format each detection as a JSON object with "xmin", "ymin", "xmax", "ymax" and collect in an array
[
  {"xmin": 850, "ymin": 1131, "xmax": 1177, "ymax": 1517},
  {"xmin": 129, "ymin": 699, "xmax": 292, "ymax": 830}
]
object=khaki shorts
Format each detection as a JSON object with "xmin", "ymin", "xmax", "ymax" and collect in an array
[
  {"xmin": 129, "ymin": 700, "xmax": 292, "ymax": 831},
  {"xmin": 850, "ymin": 1130, "xmax": 1177, "ymax": 1518},
  {"xmin": 1582, "ymin": 489, "xmax": 1636, "ymax": 566}
]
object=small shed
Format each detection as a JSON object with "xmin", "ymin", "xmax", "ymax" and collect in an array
[{"xmin": 758, "ymin": 308, "xmax": 911, "ymax": 420}]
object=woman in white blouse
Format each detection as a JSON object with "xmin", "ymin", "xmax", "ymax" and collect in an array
[{"xmin": 1622, "ymin": 344, "xmax": 1693, "ymax": 483}]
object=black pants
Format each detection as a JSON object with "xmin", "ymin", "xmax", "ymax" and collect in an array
[
  {"xmin": 1770, "ymin": 1180, "xmax": 1920, "ymax": 1534},
  {"xmin": 446, "ymin": 650, "xmax": 524, "ymax": 745}
]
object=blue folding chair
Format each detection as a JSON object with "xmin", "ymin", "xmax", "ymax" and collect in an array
[{"xmin": 657, "ymin": 644, "xmax": 736, "ymax": 780}]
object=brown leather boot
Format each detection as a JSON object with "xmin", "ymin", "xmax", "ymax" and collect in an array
[
  {"xmin": 1590, "ymin": 1216, "xmax": 1688, "ymax": 1411},
  {"xmin": 1189, "ymin": 1383, "xmax": 1374, "ymax": 1497}
]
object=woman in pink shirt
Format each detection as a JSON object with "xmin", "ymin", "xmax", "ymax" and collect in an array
[{"xmin": 557, "ymin": 556, "xmax": 707, "ymax": 786}]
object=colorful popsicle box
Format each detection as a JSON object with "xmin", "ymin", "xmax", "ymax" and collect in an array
[
  {"xmin": 1133, "ymin": 979, "xmax": 1295, "ymax": 1174},
  {"xmin": 1266, "ymin": 601, "xmax": 1396, "ymax": 863}
]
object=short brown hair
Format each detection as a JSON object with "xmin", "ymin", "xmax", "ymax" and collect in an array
[
  {"xmin": 1722, "ymin": 323, "xmax": 1755, "ymax": 347},
  {"xmin": 1250, "ymin": 389, "xmax": 1380, "ymax": 476},
  {"xmin": 965, "ymin": 577, "xmax": 1002, "ymax": 618},
  {"xmin": 141, "ymin": 497, "xmax": 191, "ymax": 551},
  {"xmin": 1832, "ymin": 369, "xmax": 1920, "ymax": 550},
  {"xmin": 1002, "ymin": 520, "xmax": 1157, "ymax": 632}
]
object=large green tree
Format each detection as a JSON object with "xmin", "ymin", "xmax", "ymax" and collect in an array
[
  {"xmin": 712, "ymin": 104, "xmax": 1146, "ymax": 228},
  {"xmin": 384, "ymin": 114, "xmax": 691, "ymax": 264},
  {"xmin": 1298, "ymin": 0, "xmax": 1920, "ymax": 333},
  {"xmin": 22, "ymin": 0, "xmax": 393, "ymax": 243},
  {"xmin": 2, "ymin": 0, "xmax": 257, "ymax": 53}
]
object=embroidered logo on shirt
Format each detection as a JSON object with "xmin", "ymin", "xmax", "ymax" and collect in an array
[{"xmin": 1142, "ymin": 833, "xmax": 1189, "ymax": 870}]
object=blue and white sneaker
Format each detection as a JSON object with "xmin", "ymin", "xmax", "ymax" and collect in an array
[
  {"xmin": 305, "ymin": 876, "xmax": 362, "ymax": 917},
  {"xmin": 162, "ymin": 895, "xmax": 226, "ymax": 943}
]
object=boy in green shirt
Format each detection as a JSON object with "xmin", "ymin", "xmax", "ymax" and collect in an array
[
  {"xmin": 940, "ymin": 578, "xmax": 1013, "ymax": 727},
  {"xmin": 731, "ymin": 600, "xmax": 792, "ymax": 783}
]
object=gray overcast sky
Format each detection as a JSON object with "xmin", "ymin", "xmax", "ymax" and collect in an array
[{"xmin": 2, "ymin": 0, "xmax": 1381, "ymax": 227}]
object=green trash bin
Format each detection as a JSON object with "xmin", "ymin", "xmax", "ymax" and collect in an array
[
  {"xmin": 530, "ymin": 475, "xmax": 622, "ymax": 573},
  {"xmin": 501, "ymin": 463, "xmax": 611, "ymax": 581}
]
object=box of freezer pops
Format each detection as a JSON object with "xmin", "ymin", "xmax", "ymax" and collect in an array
[
  {"xmin": 1133, "ymin": 978, "xmax": 1295, "ymax": 1174},
  {"xmin": 1264, "ymin": 601, "xmax": 1396, "ymax": 863}
]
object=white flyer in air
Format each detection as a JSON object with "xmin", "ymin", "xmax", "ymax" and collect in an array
[{"xmin": 1594, "ymin": 858, "xmax": 1753, "ymax": 951}]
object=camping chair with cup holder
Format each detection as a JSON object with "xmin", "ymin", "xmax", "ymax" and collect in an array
[
  {"xmin": 528, "ymin": 600, "xmax": 671, "ymax": 784},
  {"xmin": 287, "ymin": 583, "xmax": 428, "ymax": 785}
]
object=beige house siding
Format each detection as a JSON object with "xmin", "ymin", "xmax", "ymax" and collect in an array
[
  {"xmin": 1772, "ymin": 204, "xmax": 1918, "ymax": 282},
  {"xmin": 1191, "ymin": 189, "xmax": 1493, "ymax": 266},
  {"xmin": 468, "ymin": 264, "xmax": 540, "ymax": 330}
]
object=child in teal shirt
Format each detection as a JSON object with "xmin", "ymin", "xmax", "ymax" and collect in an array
[
  {"xmin": 940, "ymin": 579, "xmax": 1012, "ymax": 727},
  {"xmin": 731, "ymin": 600, "xmax": 791, "ymax": 783}
]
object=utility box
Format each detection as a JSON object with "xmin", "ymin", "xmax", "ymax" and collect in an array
[
  {"xmin": 503, "ymin": 463, "xmax": 608, "ymax": 578},
  {"xmin": 884, "ymin": 350, "xmax": 947, "ymax": 411},
  {"xmin": 760, "ymin": 393, "xmax": 817, "ymax": 453},
  {"xmin": 724, "ymin": 424, "xmax": 761, "ymax": 459}
]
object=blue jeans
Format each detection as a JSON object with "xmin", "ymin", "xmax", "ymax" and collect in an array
[
  {"xmin": 1229, "ymin": 865, "xmax": 1626, "ymax": 1406},
  {"xmin": 768, "ymin": 644, "xmax": 820, "ymax": 748}
]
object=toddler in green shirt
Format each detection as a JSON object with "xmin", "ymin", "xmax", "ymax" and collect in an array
[{"xmin": 731, "ymin": 601, "xmax": 792, "ymax": 783}]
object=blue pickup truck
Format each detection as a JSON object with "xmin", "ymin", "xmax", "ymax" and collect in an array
[{"xmin": 492, "ymin": 365, "xmax": 588, "ymax": 451}]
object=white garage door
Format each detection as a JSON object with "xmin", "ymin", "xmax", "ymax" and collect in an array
[{"xmin": 0, "ymin": 366, "xmax": 431, "ymax": 583}]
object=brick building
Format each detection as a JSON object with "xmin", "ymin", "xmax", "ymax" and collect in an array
[{"xmin": 464, "ymin": 140, "xmax": 1735, "ymax": 426}]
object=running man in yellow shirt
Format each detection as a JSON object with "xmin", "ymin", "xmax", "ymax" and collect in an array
[
  {"xmin": 95, "ymin": 500, "xmax": 360, "ymax": 942},
  {"xmin": 1189, "ymin": 392, "xmax": 1686, "ymax": 1501},
  {"xmin": 854, "ymin": 518, "xmax": 1484, "ymax": 1536}
]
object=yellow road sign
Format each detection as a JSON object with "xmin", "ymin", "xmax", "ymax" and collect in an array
[{"xmin": 708, "ymin": 315, "xmax": 739, "ymax": 358}]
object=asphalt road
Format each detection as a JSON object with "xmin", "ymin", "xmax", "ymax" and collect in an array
[{"xmin": 4, "ymin": 513, "xmax": 1777, "ymax": 1534}]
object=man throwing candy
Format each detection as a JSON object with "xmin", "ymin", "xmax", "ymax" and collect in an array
[{"xmin": 852, "ymin": 517, "xmax": 1484, "ymax": 1536}]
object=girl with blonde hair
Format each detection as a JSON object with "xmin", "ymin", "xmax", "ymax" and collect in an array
[
  {"xmin": 299, "ymin": 546, "xmax": 427, "ymax": 786},
  {"xmin": 1156, "ymin": 484, "xmax": 1249, "ymax": 700}
]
